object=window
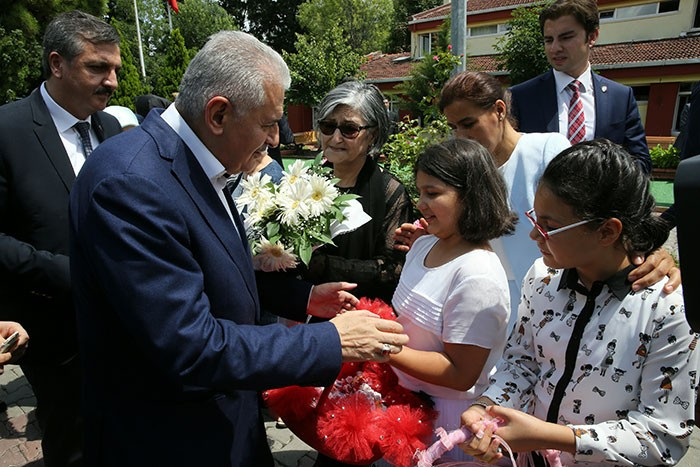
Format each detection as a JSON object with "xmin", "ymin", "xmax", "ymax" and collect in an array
[
  {"xmin": 600, "ymin": 1, "xmax": 679, "ymax": 21},
  {"xmin": 417, "ymin": 33, "xmax": 438, "ymax": 57},
  {"xmin": 468, "ymin": 23, "xmax": 509, "ymax": 37},
  {"xmin": 674, "ymin": 82, "xmax": 694, "ymax": 134}
]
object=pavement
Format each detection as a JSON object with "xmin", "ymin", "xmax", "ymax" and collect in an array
[{"xmin": 1, "ymin": 232, "xmax": 696, "ymax": 467}]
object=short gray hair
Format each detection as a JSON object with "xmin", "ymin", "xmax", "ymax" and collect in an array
[
  {"xmin": 42, "ymin": 10, "xmax": 120, "ymax": 79},
  {"xmin": 176, "ymin": 31, "xmax": 290, "ymax": 121},
  {"xmin": 314, "ymin": 81, "xmax": 390, "ymax": 158}
]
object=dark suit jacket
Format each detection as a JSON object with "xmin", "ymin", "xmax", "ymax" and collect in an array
[
  {"xmin": 0, "ymin": 88, "xmax": 120, "ymax": 365},
  {"xmin": 510, "ymin": 70, "xmax": 651, "ymax": 173},
  {"xmin": 69, "ymin": 110, "xmax": 342, "ymax": 466}
]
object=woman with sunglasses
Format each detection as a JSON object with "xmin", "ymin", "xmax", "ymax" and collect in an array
[
  {"xmin": 459, "ymin": 140, "xmax": 698, "ymax": 466},
  {"xmin": 305, "ymin": 80, "xmax": 413, "ymax": 307}
]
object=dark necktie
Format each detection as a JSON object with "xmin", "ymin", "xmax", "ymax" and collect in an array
[
  {"xmin": 74, "ymin": 121, "xmax": 93, "ymax": 157},
  {"xmin": 222, "ymin": 184, "xmax": 249, "ymax": 254},
  {"xmin": 567, "ymin": 80, "xmax": 585, "ymax": 144}
]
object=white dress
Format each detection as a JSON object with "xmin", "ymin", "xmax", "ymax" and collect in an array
[{"xmin": 391, "ymin": 235, "xmax": 510, "ymax": 461}]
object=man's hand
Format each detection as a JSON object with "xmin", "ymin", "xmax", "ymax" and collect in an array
[
  {"xmin": 0, "ymin": 321, "xmax": 29, "ymax": 375},
  {"xmin": 330, "ymin": 310, "xmax": 409, "ymax": 362},
  {"xmin": 393, "ymin": 219, "xmax": 428, "ymax": 252},
  {"xmin": 628, "ymin": 247, "xmax": 680, "ymax": 293},
  {"xmin": 307, "ymin": 282, "xmax": 359, "ymax": 319}
]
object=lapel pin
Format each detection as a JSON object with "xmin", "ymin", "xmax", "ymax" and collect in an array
[{"xmin": 601, "ymin": 85, "xmax": 608, "ymax": 93}]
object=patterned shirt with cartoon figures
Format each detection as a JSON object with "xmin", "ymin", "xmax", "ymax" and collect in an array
[{"xmin": 483, "ymin": 258, "xmax": 699, "ymax": 465}]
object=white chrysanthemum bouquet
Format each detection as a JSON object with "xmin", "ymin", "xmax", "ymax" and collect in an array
[{"xmin": 235, "ymin": 156, "xmax": 370, "ymax": 272}]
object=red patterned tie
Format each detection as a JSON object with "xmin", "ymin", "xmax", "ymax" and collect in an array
[{"xmin": 567, "ymin": 80, "xmax": 585, "ymax": 144}]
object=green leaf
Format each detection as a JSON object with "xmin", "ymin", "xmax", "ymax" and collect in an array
[{"xmin": 299, "ymin": 241, "xmax": 313, "ymax": 267}]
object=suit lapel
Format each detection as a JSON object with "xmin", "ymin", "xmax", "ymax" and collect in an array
[
  {"xmin": 29, "ymin": 90, "xmax": 76, "ymax": 191},
  {"xmin": 142, "ymin": 115, "xmax": 260, "ymax": 308},
  {"xmin": 592, "ymin": 74, "xmax": 608, "ymax": 138},
  {"xmin": 543, "ymin": 71, "xmax": 560, "ymax": 133}
]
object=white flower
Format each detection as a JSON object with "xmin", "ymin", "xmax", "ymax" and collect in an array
[
  {"xmin": 277, "ymin": 182, "xmax": 312, "ymax": 226},
  {"xmin": 235, "ymin": 172, "xmax": 273, "ymax": 212},
  {"xmin": 282, "ymin": 159, "xmax": 310, "ymax": 186},
  {"xmin": 307, "ymin": 174, "xmax": 338, "ymax": 217},
  {"xmin": 252, "ymin": 237, "xmax": 298, "ymax": 272}
]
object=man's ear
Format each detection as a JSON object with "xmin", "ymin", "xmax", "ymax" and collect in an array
[
  {"xmin": 203, "ymin": 96, "xmax": 232, "ymax": 136},
  {"xmin": 588, "ymin": 28, "xmax": 599, "ymax": 48},
  {"xmin": 48, "ymin": 51, "xmax": 65, "ymax": 79},
  {"xmin": 599, "ymin": 217, "xmax": 623, "ymax": 246}
]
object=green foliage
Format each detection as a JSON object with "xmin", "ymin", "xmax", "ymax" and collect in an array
[
  {"xmin": 381, "ymin": 116, "xmax": 450, "ymax": 202},
  {"xmin": 109, "ymin": 21, "xmax": 146, "ymax": 110},
  {"xmin": 650, "ymin": 144, "xmax": 681, "ymax": 169},
  {"xmin": 396, "ymin": 46, "xmax": 462, "ymax": 123},
  {"xmin": 297, "ymin": 0, "xmax": 394, "ymax": 55},
  {"xmin": 0, "ymin": 26, "xmax": 41, "ymax": 104},
  {"xmin": 173, "ymin": 0, "xmax": 237, "ymax": 52},
  {"xmin": 153, "ymin": 28, "xmax": 190, "ymax": 100},
  {"xmin": 283, "ymin": 26, "xmax": 365, "ymax": 107},
  {"xmin": 494, "ymin": 1, "xmax": 551, "ymax": 85},
  {"xmin": 387, "ymin": 0, "xmax": 443, "ymax": 53},
  {"xmin": 220, "ymin": 0, "xmax": 304, "ymax": 54}
]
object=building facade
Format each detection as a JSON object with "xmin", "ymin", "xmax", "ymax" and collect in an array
[{"xmin": 362, "ymin": 0, "xmax": 700, "ymax": 137}]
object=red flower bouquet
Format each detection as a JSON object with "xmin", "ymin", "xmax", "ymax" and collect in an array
[{"xmin": 263, "ymin": 298, "xmax": 438, "ymax": 466}]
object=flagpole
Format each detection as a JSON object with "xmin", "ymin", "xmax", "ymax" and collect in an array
[
  {"xmin": 133, "ymin": 0, "xmax": 146, "ymax": 78},
  {"xmin": 167, "ymin": 3, "xmax": 173, "ymax": 32}
]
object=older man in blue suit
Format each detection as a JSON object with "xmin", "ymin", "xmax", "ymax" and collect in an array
[
  {"xmin": 510, "ymin": 0, "xmax": 651, "ymax": 174},
  {"xmin": 69, "ymin": 30, "xmax": 408, "ymax": 466}
]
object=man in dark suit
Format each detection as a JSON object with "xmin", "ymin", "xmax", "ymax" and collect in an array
[
  {"xmin": 0, "ymin": 10, "xmax": 121, "ymax": 467},
  {"xmin": 69, "ymin": 30, "xmax": 408, "ymax": 466},
  {"xmin": 510, "ymin": 0, "xmax": 651, "ymax": 174}
]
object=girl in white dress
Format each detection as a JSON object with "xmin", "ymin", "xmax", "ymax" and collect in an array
[{"xmin": 388, "ymin": 138, "xmax": 517, "ymax": 462}]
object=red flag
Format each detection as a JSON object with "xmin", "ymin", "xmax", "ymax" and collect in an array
[{"xmin": 167, "ymin": 0, "xmax": 179, "ymax": 13}]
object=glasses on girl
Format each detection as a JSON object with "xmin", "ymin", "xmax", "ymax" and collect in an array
[
  {"xmin": 525, "ymin": 209, "xmax": 598, "ymax": 241},
  {"xmin": 317, "ymin": 121, "xmax": 375, "ymax": 139}
]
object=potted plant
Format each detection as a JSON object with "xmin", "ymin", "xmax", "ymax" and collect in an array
[{"xmin": 650, "ymin": 144, "xmax": 680, "ymax": 180}]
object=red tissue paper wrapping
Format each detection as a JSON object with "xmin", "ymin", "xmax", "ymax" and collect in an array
[{"xmin": 263, "ymin": 298, "xmax": 437, "ymax": 466}]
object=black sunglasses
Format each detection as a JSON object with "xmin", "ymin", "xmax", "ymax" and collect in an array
[{"xmin": 317, "ymin": 121, "xmax": 376, "ymax": 139}]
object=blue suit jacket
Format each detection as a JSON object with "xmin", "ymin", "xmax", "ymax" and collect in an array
[
  {"xmin": 69, "ymin": 110, "xmax": 342, "ymax": 466},
  {"xmin": 510, "ymin": 70, "xmax": 651, "ymax": 173}
]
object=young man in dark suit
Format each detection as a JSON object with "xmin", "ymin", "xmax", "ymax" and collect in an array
[
  {"xmin": 510, "ymin": 0, "xmax": 651, "ymax": 173},
  {"xmin": 0, "ymin": 10, "xmax": 121, "ymax": 466},
  {"xmin": 69, "ymin": 30, "xmax": 408, "ymax": 466}
]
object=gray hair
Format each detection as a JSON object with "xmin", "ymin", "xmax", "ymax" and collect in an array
[
  {"xmin": 42, "ymin": 10, "xmax": 120, "ymax": 79},
  {"xmin": 314, "ymin": 81, "xmax": 390, "ymax": 158},
  {"xmin": 176, "ymin": 30, "xmax": 290, "ymax": 121}
]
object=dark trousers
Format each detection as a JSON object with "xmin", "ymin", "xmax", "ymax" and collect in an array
[{"xmin": 21, "ymin": 355, "xmax": 83, "ymax": 467}]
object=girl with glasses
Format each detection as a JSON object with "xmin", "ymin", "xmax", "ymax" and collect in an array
[
  {"xmin": 387, "ymin": 138, "xmax": 516, "ymax": 463},
  {"xmin": 460, "ymin": 140, "xmax": 698, "ymax": 466}
]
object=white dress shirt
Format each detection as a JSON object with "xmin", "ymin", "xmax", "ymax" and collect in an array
[
  {"xmin": 554, "ymin": 66, "xmax": 596, "ymax": 142},
  {"xmin": 160, "ymin": 104, "xmax": 239, "ymax": 229},
  {"xmin": 40, "ymin": 82, "xmax": 99, "ymax": 175}
]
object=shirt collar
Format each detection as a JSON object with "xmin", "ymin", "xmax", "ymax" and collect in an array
[
  {"xmin": 554, "ymin": 64, "xmax": 593, "ymax": 95},
  {"xmin": 40, "ymin": 82, "xmax": 88, "ymax": 132},
  {"xmin": 557, "ymin": 265, "xmax": 635, "ymax": 300},
  {"xmin": 160, "ymin": 104, "xmax": 231, "ymax": 190}
]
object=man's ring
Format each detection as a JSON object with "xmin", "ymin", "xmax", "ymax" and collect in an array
[{"xmin": 381, "ymin": 343, "xmax": 391, "ymax": 356}]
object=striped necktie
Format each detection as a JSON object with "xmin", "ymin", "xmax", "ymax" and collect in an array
[
  {"xmin": 567, "ymin": 80, "xmax": 585, "ymax": 144},
  {"xmin": 74, "ymin": 121, "xmax": 93, "ymax": 157}
]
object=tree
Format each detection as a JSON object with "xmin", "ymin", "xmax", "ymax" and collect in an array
[
  {"xmin": 396, "ymin": 19, "xmax": 457, "ymax": 122},
  {"xmin": 220, "ymin": 0, "xmax": 303, "ymax": 54},
  {"xmin": 109, "ymin": 22, "xmax": 146, "ymax": 109},
  {"xmin": 297, "ymin": 0, "xmax": 394, "ymax": 55},
  {"xmin": 283, "ymin": 26, "xmax": 364, "ymax": 107},
  {"xmin": 0, "ymin": 27, "xmax": 42, "ymax": 104},
  {"xmin": 153, "ymin": 28, "xmax": 190, "ymax": 100},
  {"xmin": 387, "ymin": 0, "xmax": 443, "ymax": 53},
  {"xmin": 173, "ymin": 0, "xmax": 237, "ymax": 52},
  {"xmin": 494, "ymin": 2, "xmax": 551, "ymax": 86}
]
